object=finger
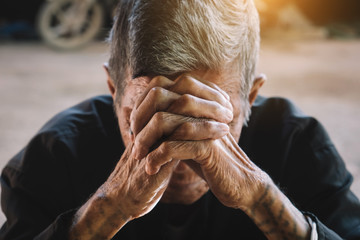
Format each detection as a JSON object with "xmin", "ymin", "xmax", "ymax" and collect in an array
[
  {"xmin": 196, "ymin": 78, "xmax": 231, "ymax": 102},
  {"xmin": 133, "ymin": 112, "xmax": 184, "ymax": 160},
  {"xmin": 221, "ymin": 133, "xmax": 255, "ymax": 170},
  {"xmin": 135, "ymin": 158, "xmax": 179, "ymax": 218},
  {"xmin": 167, "ymin": 94, "xmax": 233, "ymax": 123},
  {"xmin": 134, "ymin": 76, "xmax": 175, "ymax": 110},
  {"xmin": 130, "ymin": 87, "xmax": 180, "ymax": 136},
  {"xmin": 145, "ymin": 140, "xmax": 209, "ymax": 175},
  {"xmin": 168, "ymin": 121, "xmax": 229, "ymax": 141},
  {"xmin": 133, "ymin": 112, "xmax": 228, "ymax": 160},
  {"xmin": 145, "ymin": 157, "xmax": 175, "ymax": 178},
  {"xmin": 173, "ymin": 74, "xmax": 231, "ymax": 101},
  {"xmin": 151, "ymin": 158, "xmax": 179, "ymax": 185},
  {"xmin": 131, "ymin": 90, "xmax": 233, "ymax": 137},
  {"xmin": 170, "ymin": 75, "xmax": 233, "ymax": 111}
]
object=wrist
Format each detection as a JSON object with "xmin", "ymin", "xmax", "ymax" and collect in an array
[
  {"xmin": 243, "ymin": 181, "xmax": 311, "ymax": 240},
  {"xmin": 244, "ymin": 181, "xmax": 279, "ymax": 218},
  {"xmin": 69, "ymin": 190, "xmax": 130, "ymax": 240},
  {"xmin": 241, "ymin": 172, "xmax": 274, "ymax": 212},
  {"xmin": 91, "ymin": 190, "xmax": 131, "ymax": 222}
]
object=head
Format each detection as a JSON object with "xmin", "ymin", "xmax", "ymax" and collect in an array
[
  {"xmin": 107, "ymin": 0, "xmax": 261, "ymax": 126},
  {"xmin": 105, "ymin": 0, "xmax": 264, "ymax": 204}
]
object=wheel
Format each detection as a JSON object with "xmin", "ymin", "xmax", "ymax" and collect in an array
[{"xmin": 36, "ymin": 0, "xmax": 104, "ymax": 50}]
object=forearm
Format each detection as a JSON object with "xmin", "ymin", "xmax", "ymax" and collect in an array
[
  {"xmin": 68, "ymin": 146, "xmax": 134, "ymax": 240},
  {"xmin": 68, "ymin": 189, "xmax": 130, "ymax": 240},
  {"xmin": 245, "ymin": 182, "xmax": 311, "ymax": 240},
  {"xmin": 68, "ymin": 140, "xmax": 174, "ymax": 240}
]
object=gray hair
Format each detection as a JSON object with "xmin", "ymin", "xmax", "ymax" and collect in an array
[{"xmin": 108, "ymin": 0, "xmax": 260, "ymax": 121}]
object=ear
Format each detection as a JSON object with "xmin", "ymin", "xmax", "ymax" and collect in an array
[
  {"xmin": 103, "ymin": 63, "xmax": 116, "ymax": 99},
  {"xmin": 248, "ymin": 74, "xmax": 266, "ymax": 106}
]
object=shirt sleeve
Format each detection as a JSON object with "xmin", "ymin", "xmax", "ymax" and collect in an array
[
  {"xmin": 281, "ymin": 117, "xmax": 360, "ymax": 240},
  {"xmin": 304, "ymin": 214, "xmax": 318, "ymax": 240},
  {"xmin": 35, "ymin": 210, "xmax": 77, "ymax": 240},
  {"xmin": 0, "ymin": 132, "xmax": 77, "ymax": 239}
]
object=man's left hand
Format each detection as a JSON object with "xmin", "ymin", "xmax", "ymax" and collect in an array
[{"xmin": 145, "ymin": 132, "xmax": 270, "ymax": 211}]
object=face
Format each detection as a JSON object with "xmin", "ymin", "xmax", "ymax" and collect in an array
[{"xmin": 114, "ymin": 70, "xmax": 247, "ymax": 204}]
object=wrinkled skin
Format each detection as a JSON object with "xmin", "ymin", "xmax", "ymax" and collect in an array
[
  {"xmin": 69, "ymin": 70, "xmax": 310, "ymax": 240},
  {"xmin": 116, "ymin": 70, "xmax": 264, "ymax": 207},
  {"xmin": 116, "ymin": 72, "xmax": 268, "ymax": 211}
]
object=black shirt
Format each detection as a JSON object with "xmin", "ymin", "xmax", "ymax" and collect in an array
[{"xmin": 1, "ymin": 95, "xmax": 359, "ymax": 239}]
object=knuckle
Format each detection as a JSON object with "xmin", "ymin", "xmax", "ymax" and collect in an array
[
  {"xmin": 134, "ymin": 137, "xmax": 144, "ymax": 149},
  {"xmin": 153, "ymin": 111, "xmax": 166, "ymax": 124},
  {"xmin": 159, "ymin": 141, "xmax": 171, "ymax": 155},
  {"xmin": 179, "ymin": 74, "xmax": 195, "ymax": 88},
  {"xmin": 149, "ymin": 87, "xmax": 164, "ymax": 100},
  {"xmin": 179, "ymin": 121, "xmax": 195, "ymax": 133},
  {"xmin": 175, "ymin": 94, "xmax": 194, "ymax": 114},
  {"xmin": 152, "ymin": 75, "xmax": 166, "ymax": 85},
  {"xmin": 179, "ymin": 94, "xmax": 193, "ymax": 105},
  {"xmin": 203, "ymin": 121, "xmax": 222, "ymax": 139},
  {"xmin": 194, "ymin": 141, "xmax": 208, "ymax": 159},
  {"xmin": 201, "ymin": 140, "xmax": 214, "ymax": 158}
]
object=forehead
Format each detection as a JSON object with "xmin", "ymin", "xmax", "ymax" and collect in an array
[{"xmin": 121, "ymin": 77, "xmax": 150, "ymax": 106}]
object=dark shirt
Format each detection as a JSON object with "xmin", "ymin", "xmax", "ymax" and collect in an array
[{"xmin": 1, "ymin": 95, "xmax": 359, "ymax": 239}]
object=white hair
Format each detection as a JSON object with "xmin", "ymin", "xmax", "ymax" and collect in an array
[{"xmin": 108, "ymin": 0, "xmax": 260, "ymax": 121}]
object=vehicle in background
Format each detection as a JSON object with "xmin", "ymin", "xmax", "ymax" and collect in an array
[{"xmin": 36, "ymin": 0, "xmax": 117, "ymax": 50}]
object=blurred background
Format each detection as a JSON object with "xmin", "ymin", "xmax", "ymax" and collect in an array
[{"xmin": 0, "ymin": 0, "xmax": 360, "ymax": 225}]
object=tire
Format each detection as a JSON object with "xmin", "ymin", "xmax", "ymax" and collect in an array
[{"xmin": 36, "ymin": 0, "xmax": 104, "ymax": 50}]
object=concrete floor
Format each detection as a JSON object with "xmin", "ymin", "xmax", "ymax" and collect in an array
[{"xmin": 0, "ymin": 39, "xmax": 360, "ymax": 225}]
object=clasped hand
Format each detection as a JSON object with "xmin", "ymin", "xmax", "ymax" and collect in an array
[{"xmin": 105, "ymin": 74, "xmax": 270, "ymax": 221}]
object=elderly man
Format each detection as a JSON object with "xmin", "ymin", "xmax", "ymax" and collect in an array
[{"xmin": 1, "ymin": 0, "xmax": 360, "ymax": 239}]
